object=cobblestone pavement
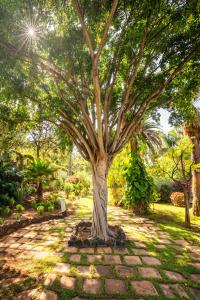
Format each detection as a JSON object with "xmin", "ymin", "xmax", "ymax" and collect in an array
[{"xmin": 0, "ymin": 198, "xmax": 200, "ymax": 299}]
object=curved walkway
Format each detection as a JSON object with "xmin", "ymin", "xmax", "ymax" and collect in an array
[{"xmin": 0, "ymin": 198, "xmax": 200, "ymax": 299}]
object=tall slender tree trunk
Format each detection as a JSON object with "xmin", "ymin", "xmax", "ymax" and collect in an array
[
  {"xmin": 68, "ymin": 151, "xmax": 72, "ymax": 176},
  {"xmin": 91, "ymin": 156, "xmax": 109, "ymax": 241},
  {"xmin": 192, "ymin": 139, "xmax": 200, "ymax": 216},
  {"xmin": 184, "ymin": 189, "xmax": 190, "ymax": 228}
]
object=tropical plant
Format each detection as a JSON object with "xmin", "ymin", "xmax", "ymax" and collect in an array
[
  {"xmin": 130, "ymin": 118, "xmax": 162, "ymax": 156},
  {"xmin": 124, "ymin": 152, "xmax": 156, "ymax": 215},
  {"xmin": 25, "ymin": 160, "xmax": 55, "ymax": 201}
]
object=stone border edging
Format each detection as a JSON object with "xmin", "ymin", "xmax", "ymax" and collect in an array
[{"xmin": 0, "ymin": 211, "xmax": 68, "ymax": 238}]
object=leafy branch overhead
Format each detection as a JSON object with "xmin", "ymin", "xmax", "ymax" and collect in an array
[{"xmin": 0, "ymin": 0, "xmax": 199, "ymax": 163}]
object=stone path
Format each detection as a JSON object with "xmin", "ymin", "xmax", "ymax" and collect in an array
[{"xmin": 0, "ymin": 198, "xmax": 200, "ymax": 299}]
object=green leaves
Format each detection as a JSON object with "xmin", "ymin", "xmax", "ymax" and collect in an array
[{"xmin": 123, "ymin": 151, "xmax": 156, "ymax": 214}]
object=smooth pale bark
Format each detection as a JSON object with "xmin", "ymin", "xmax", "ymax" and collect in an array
[{"xmin": 91, "ymin": 157, "xmax": 109, "ymax": 241}]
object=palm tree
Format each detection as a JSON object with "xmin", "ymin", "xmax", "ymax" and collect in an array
[
  {"xmin": 25, "ymin": 160, "xmax": 55, "ymax": 201},
  {"xmin": 184, "ymin": 109, "xmax": 200, "ymax": 216},
  {"xmin": 130, "ymin": 118, "xmax": 162, "ymax": 156}
]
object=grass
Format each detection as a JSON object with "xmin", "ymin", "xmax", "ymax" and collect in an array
[
  {"xmin": 2, "ymin": 197, "xmax": 200, "ymax": 300},
  {"xmin": 149, "ymin": 203, "xmax": 200, "ymax": 245}
]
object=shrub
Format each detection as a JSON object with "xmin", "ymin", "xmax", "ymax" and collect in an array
[
  {"xmin": 16, "ymin": 204, "xmax": 25, "ymax": 212},
  {"xmin": 124, "ymin": 152, "xmax": 156, "ymax": 215},
  {"xmin": 8, "ymin": 197, "xmax": 15, "ymax": 207},
  {"xmin": 170, "ymin": 192, "xmax": 185, "ymax": 207},
  {"xmin": 0, "ymin": 217, "xmax": 4, "ymax": 225},
  {"xmin": 2, "ymin": 206, "xmax": 11, "ymax": 216},
  {"xmin": 15, "ymin": 184, "xmax": 28, "ymax": 202},
  {"xmin": 47, "ymin": 204, "xmax": 54, "ymax": 212},
  {"xmin": 157, "ymin": 184, "xmax": 172, "ymax": 202},
  {"xmin": 37, "ymin": 205, "xmax": 45, "ymax": 214},
  {"xmin": 15, "ymin": 213, "xmax": 21, "ymax": 220}
]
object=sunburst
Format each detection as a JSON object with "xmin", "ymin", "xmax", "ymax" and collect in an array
[{"xmin": 17, "ymin": 17, "xmax": 42, "ymax": 52}]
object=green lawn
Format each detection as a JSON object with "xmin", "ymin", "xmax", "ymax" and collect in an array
[{"xmin": 149, "ymin": 203, "xmax": 200, "ymax": 245}]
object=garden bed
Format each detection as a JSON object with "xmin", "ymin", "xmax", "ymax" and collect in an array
[
  {"xmin": 0, "ymin": 210, "xmax": 68, "ymax": 238},
  {"xmin": 68, "ymin": 221, "xmax": 126, "ymax": 247}
]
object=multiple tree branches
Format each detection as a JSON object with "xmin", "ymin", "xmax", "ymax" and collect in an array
[{"xmin": 0, "ymin": 0, "xmax": 199, "ymax": 165}]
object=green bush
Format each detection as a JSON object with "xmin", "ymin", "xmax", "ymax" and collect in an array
[
  {"xmin": 124, "ymin": 152, "xmax": 156, "ymax": 215},
  {"xmin": 2, "ymin": 206, "xmax": 11, "ymax": 216},
  {"xmin": 47, "ymin": 204, "xmax": 54, "ymax": 212},
  {"xmin": 37, "ymin": 205, "xmax": 45, "ymax": 214},
  {"xmin": 8, "ymin": 197, "xmax": 15, "ymax": 207},
  {"xmin": 16, "ymin": 204, "xmax": 25, "ymax": 212},
  {"xmin": 15, "ymin": 213, "xmax": 21, "ymax": 220},
  {"xmin": 0, "ymin": 217, "xmax": 4, "ymax": 225},
  {"xmin": 158, "ymin": 184, "xmax": 172, "ymax": 202}
]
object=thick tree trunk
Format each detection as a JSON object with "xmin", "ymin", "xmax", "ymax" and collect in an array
[
  {"xmin": 91, "ymin": 157, "xmax": 109, "ymax": 241},
  {"xmin": 184, "ymin": 190, "xmax": 190, "ymax": 228}
]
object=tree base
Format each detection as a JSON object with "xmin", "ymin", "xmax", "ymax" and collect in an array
[{"xmin": 68, "ymin": 221, "xmax": 126, "ymax": 248}]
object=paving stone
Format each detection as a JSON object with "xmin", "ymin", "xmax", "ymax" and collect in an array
[
  {"xmin": 138, "ymin": 267, "xmax": 161, "ymax": 279},
  {"xmin": 164, "ymin": 270, "xmax": 186, "ymax": 281},
  {"xmin": 174, "ymin": 239, "xmax": 189, "ymax": 246},
  {"xmin": 105, "ymin": 278, "xmax": 127, "ymax": 294},
  {"xmin": 190, "ymin": 287, "xmax": 200, "ymax": 300},
  {"xmin": 87, "ymin": 254, "xmax": 104, "ymax": 264},
  {"xmin": 189, "ymin": 252, "xmax": 200, "ymax": 261},
  {"xmin": 77, "ymin": 265, "xmax": 91, "ymax": 276},
  {"xmin": 54, "ymin": 263, "xmax": 70, "ymax": 273},
  {"xmin": 44, "ymin": 273, "xmax": 57, "ymax": 286},
  {"xmin": 133, "ymin": 249, "xmax": 148, "ymax": 255},
  {"xmin": 157, "ymin": 238, "xmax": 172, "ymax": 245},
  {"xmin": 141, "ymin": 256, "xmax": 161, "ymax": 266},
  {"xmin": 80, "ymin": 248, "xmax": 94, "ymax": 254},
  {"xmin": 124, "ymin": 255, "xmax": 142, "ymax": 265},
  {"xmin": 190, "ymin": 263, "xmax": 200, "ymax": 270},
  {"xmin": 160, "ymin": 284, "xmax": 175, "ymax": 298},
  {"xmin": 155, "ymin": 244, "xmax": 166, "ymax": 249},
  {"xmin": 65, "ymin": 246, "xmax": 78, "ymax": 253},
  {"xmin": 69, "ymin": 254, "xmax": 81, "ymax": 263},
  {"xmin": 40, "ymin": 290, "xmax": 58, "ymax": 300},
  {"xmin": 60, "ymin": 275, "xmax": 76, "ymax": 289},
  {"xmin": 115, "ymin": 265, "xmax": 135, "ymax": 277},
  {"xmin": 134, "ymin": 242, "xmax": 146, "ymax": 248},
  {"xmin": 104, "ymin": 255, "xmax": 122, "ymax": 265},
  {"xmin": 97, "ymin": 247, "xmax": 112, "ymax": 254},
  {"xmin": 94, "ymin": 265, "xmax": 114, "ymax": 277},
  {"xmin": 113, "ymin": 248, "xmax": 129, "ymax": 254},
  {"xmin": 171, "ymin": 284, "xmax": 189, "ymax": 299},
  {"xmin": 83, "ymin": 278, "xmax": 102, "ymax": 294},
  {"xmin": 190, "ymin": 273, "xmax": 200, "ymax": 282},
  {"xmin": 13, "ymin": 289, "xmax": 38, "ymax": 300},
  {"xmin": 131, "ymin": 280, "xmax": 158, "ymax": 296}
]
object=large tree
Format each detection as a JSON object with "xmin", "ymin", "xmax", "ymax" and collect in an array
[{"xmin": 0, "ymin": 0, "xmax": 199, "ymax": 241}]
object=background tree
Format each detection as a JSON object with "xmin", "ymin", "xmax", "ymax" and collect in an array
[
  {"xmin": 184, "ymin": 109, "xmax": 200, "ymax": 216},
  {"xmin": 0, "ymin": 0, "xmax": 199, "ymax": 241},
  {"xmin": 151, "ymin": 137, "xmax": 194, "ymax": 227}
]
